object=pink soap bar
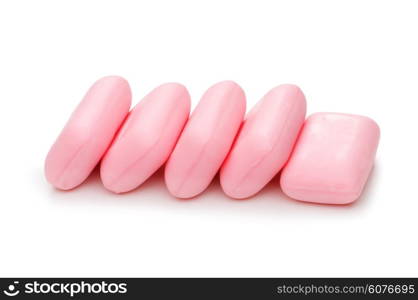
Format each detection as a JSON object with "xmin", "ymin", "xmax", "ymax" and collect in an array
[
  {"xmin": 165, "ymin": 81, "xmax": 246, "ymax": 198},
  {"xmin": 45, "ymin": 76, "xmax": 132, "ymax": 190},
  {"xmin": 100, "ymin": 83, "xmax": 191, "ymax": 193},
  {"xmin": 280, "ymin": 113, "xmax": 380, "ymax": 204},
  {"xmin": 220, "ymin": 84, "xmax": 306, "ymax": 199}
]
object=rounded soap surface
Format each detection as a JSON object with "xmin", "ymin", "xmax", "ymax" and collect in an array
[
  {"xmin": 44, "ymin": 76, "xmax": 132, "ymax": 190},
  {"xmin": 100, "ymin": 82, "xmax": 191, "ymax": 193},
  {"xmin": 165, "ymin": 81, "xmax": 246, "ymax": 199},
  {"xmin": 220, "ymin": 84, "xmax": 306, "ymax": 199}
]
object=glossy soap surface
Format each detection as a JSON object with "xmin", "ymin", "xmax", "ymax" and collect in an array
[
  {"xmin": 45, "ymin": 76, "xmax": 132, "ymax": 190},
  {"xmin": 220, "ymin": 84, "xmax": 306, "ymax": 199},
  {"xmin": 100, "ymin": 83, "xmax": 191, "ymax": 193},
  {"xmin": 165, "ymin": 81, "xmax": 246, "ymax": 198},
  {"xmin": 280, "ymin": 113, "xmax": 380, "ymax": 204}
]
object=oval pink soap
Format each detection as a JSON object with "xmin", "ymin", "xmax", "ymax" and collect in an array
[
  {"xmin": 165, "ymin": 81, "xmax": 246, "ymax": 198},
  {"xmin": 220, "ymin": 84, "xmax": 306, "ymax": 199},
  {"xmin": 100, "ymin": 83, "xmax": 191, "ymax": 193},
  {"xmin": 280, "ymin": 113, "xmax": 380, "ymax": 204},
  {"xmin": 45, "ymin": 76, "xmax": 132, "ymax": 190}
]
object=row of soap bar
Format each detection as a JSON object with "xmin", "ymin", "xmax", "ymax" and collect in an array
[{"xmin": 45, "ymin": 76, "xmax": 380, "ymax": 204}]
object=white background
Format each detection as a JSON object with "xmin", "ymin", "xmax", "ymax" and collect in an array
[{"xmin": 0, "ymin": 0, "xmax": 417, "ymax": 277}]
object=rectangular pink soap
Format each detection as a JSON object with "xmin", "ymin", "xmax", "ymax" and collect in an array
[{"xmin": 280, "ymin": 112, "xmax": 380, "ymax": 204}]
